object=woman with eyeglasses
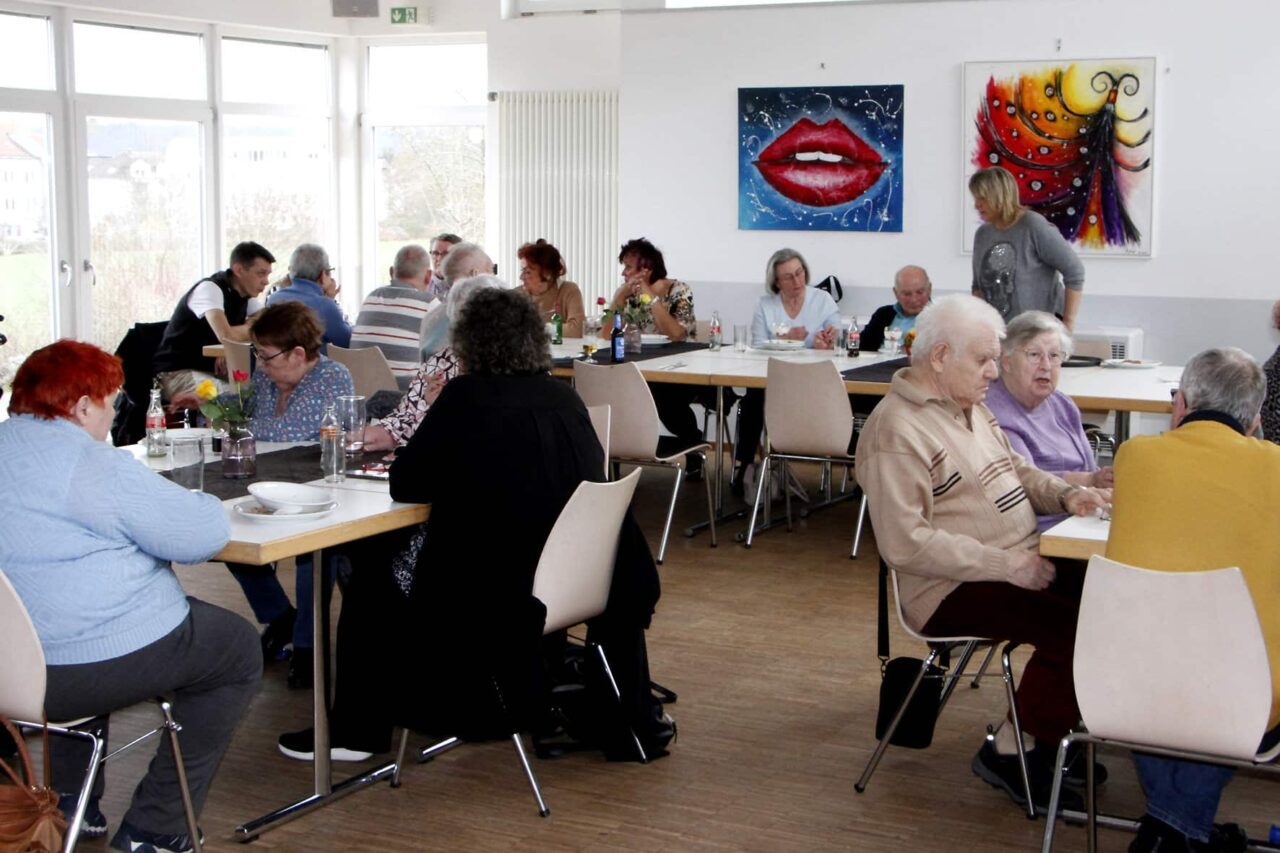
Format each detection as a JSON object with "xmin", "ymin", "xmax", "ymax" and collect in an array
[
  {"xmin": 170, "ymin": 300, "xmax": 354, "ymax": 689},
  {"xmin": 985, "ymin": 310, "xmax": 1112, "ymax": 530}
]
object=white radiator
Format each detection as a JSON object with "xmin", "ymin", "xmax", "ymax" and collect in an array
[
  {"xmin": 496, "ymin": 90, "xmax": 619, "ymax": 310},
  {"xmin": 1073, "ymin": 326, "xmax": 1144, "ymax": 360}
]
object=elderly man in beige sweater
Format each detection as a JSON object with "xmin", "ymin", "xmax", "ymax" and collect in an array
[{"xmin": 855, "ymin": 294, "xmax": 1108, "ymax": 812}]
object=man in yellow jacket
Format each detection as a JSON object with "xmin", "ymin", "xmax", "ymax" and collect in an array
[{"xmin": 1107, "ymin": 347, "xmax": 1280, "ymax": 852}]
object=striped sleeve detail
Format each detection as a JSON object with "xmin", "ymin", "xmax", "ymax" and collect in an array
[
  {"xmin": 978, "ymin": 456, "xmax": 1013, "ymax": 487},
  {"xmin": 932, "ymin": 471, "xmax": 961, "ymax": 497},
  {"xmin": 927, "ymin": 448, "xmax": 947, "ymax": 473},
  {"xmin": 994, "ymin": 485, "xmax": 1028, "ymax": 513}
]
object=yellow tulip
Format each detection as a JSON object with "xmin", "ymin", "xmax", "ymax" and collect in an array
[
  {"xmin": 639, "ymin": 293, "xmax": 652, "ymax": 305},
  {"xmin": 195, "ymin": 379, "xmax": 219, "ymax": 401}
]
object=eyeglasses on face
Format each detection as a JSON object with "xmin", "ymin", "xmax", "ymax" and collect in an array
[
  {"xmin": 1020, "ymin": 348, "xmax": 1065, "ymax": 366},
  {"xmin": 253, "ymin": 347, "xmax": 288, "ymax": 362}
]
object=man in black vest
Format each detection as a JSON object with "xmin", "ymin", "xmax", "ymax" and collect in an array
[{"xmin": 152, "ymin": 241, "xmax": 275, "ymax": 399}]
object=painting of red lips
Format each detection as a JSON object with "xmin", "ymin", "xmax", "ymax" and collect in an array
[
  {"xmin": 754, "ymin": 118, "xmax": 887, "ymax": 207},
  {"xmin": 740, "ymin": 85, "xmax": 903, "ymax": 232}
]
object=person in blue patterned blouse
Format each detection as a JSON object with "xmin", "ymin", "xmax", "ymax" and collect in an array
[{"xmin": 172, "ymin": 300, "xmax": 354, "ymax": 688}]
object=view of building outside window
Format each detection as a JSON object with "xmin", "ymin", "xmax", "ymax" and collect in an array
[
  {"xmin": 0, "ymin": 112, "xmax": 55, "ymax": 385},
  {"xmin": 368, "ymin": 43, "xmax": 486, "ymax": 279}
]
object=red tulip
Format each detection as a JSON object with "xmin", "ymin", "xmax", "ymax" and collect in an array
[{"xmin": 233, "ymin": 370, "xmax": 250, "ymax": 383}]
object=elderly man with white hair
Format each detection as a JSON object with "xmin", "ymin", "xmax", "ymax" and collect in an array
[
  {"xmin": 855, "ymin": 294, "xmax": 1108, "ymax": 812},
  {"xmin": 860, "ymin": 264, "xmax": 932, "ymax": 352}
]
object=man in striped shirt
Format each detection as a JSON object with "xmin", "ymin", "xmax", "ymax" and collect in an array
[
  {"xmin": 349, "ymin": 244, "xmax": 438, "ymax": 391},
  {"xmin": 856, "ymin": 294, "xmax": 1108, "ymax": 812}
]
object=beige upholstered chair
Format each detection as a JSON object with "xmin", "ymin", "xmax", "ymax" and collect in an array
[
  {"xmin": 0, "ymin": 570, "xmax": 203, "ymax": 853},
  {"xmin": 392, "ymin": 470, "xmax": 646, "ymax": 816},
  {"xmin": 222, "ymin": 339, "xmax": 253, "ymax": 383},
  {"xmin": 1041, "ymin": 556, "xmax": 1280, "ymax": 851},
  {"xmin": 572, "ymin": 360, "xmax": 716, "ymax": 564},
  {"xmin": 855, "ymin": 560, "xmax": 1035, "ymax": 815},
  {"xmin": 744, "ymin": 359, "xmax": 869, "ymax": 556},
  {"xmin": 327, "ymin": 344, "xmax": 400, "ymax": 399},
  {"xmin": 586, "ymin": 404, "xmax": 611, "ymax": 479}
]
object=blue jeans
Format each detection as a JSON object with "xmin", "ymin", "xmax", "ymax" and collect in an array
[
  {"xmin": 226, "ymin": 555, "xmax": 335, "ymax": 650},
  {"xmin": 1134, "ymin": 724, "xmax": 1280, "ymax": 842}
]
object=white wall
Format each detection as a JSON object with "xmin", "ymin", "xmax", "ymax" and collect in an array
[{"xmin": 617, "ymin": 0, "xmax": 1280, "ymax": 361}]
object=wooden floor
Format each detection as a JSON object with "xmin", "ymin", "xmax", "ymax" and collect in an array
[{"xmin": 57, "ymin": 461, "xmax": 1277, "ymax": 851}]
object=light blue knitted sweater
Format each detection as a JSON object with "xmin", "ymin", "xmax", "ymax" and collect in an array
[{"xmin": 0, "ymin": 415, "xmax": 229, "ymax": 665}]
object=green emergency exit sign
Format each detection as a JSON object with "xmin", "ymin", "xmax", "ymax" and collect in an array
[{"xmin": 390, "ymin": 6, "xmax": 417, "ymax": 24}]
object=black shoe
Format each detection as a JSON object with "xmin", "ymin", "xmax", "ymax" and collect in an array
[
  {"xmin": 277, "ymin": 727, "xmax": 389, "ymax": 763},
  {"xmin": 971, "ymin": 740, "xmax": 1084, "ymax": 814},
  {"xmin": 109, "ymin": 818, "xmax": 203, "ymax": 853},
  {"xmin": 729, "ymin": 464, "xmax": 746, "ymax": 498},
  {"xmin": 1129, "ymin": 817, "xmax": 1249, "ymax": 853},
  {"xmin": 58, "ymin": 793, "xmax": 107, "ymax": 838},
  {"xmin": 260, "ymin": 606, "xmax": 296, "ymax": 664},
  {"xmin": 287, "ymin": 647, "xmax": 313, "ymax": 690},
  {"xmin": 684, "ymin": 454, "xmax": 703, "ymax": 482}
]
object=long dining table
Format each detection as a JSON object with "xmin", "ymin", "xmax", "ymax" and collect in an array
[{"xmin": 129, "ymin": 440, "xmax": 429, "ymax": 841}]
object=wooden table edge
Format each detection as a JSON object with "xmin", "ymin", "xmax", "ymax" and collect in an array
[{"xmin": 215, "ymin": 503, "xmax": 430, "ymax": 564}]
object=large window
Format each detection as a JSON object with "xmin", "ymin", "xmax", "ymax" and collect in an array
[
  {"xmin": 0, "ymin": 12, "xmax": 53, "ymax": 90},
  {"xmin": 366, "ymin": 43, "xmax": 486, "ymax": 279},
  {"xmin": 73, "ymin": 23, "xmax": 206, "ymax": 99},
  {"xmin": 0, "ymin": 111, "xmax": 55, "ymax": 380}
]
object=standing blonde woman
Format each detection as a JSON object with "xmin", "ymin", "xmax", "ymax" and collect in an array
[{"xmin": 969, "ymin": 166, "xmax": 1085, "ymax": 330}]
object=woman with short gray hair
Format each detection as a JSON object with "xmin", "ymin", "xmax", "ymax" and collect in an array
[{"xmin": 985, "ymin": 309, "xmax": 1111, "ymax": 530}]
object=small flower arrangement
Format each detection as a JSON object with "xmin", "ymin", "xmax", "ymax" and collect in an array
[
  {"xmin": 903, "ymin": 329, "xmax": 916, "ymax": 356},
  {"xmin": 622, "ymin": 293, "xmax": 653, "ymax": 328},
  {"xmin": 196, "ymin": 371, "xmax": 255, "ymax": 430}
]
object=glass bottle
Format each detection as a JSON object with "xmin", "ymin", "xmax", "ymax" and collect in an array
[
  {"xmin": 320, "ymin": 403, "xmax": 345, "ymax": 483},
  {"xmin": 145, "ymin": 387, "xmax": 167, "ymax": 457},
  {"xmin": 708, "ymin": 310, "xmax": 723, "ymax": 351},
  {"xmin": 847, "ymin": 315, "xmax": 861, "ymax": 358},
  {"xmin": 610, "ymin": 311, "xmax": 625, "ymax": 363},
  {"xmin": 551, "ymin": 304, "xmax": 563, "ymax": 345}
]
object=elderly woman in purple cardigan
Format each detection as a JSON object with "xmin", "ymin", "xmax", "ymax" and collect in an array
[{"xmin": 985, "ymin": 310, "xmax": 1114, "ymax": 530}]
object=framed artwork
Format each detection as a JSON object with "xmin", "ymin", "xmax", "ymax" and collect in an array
[
  {"xmin": 962, "ymin": 58, "xmax": 1156, "ymax": 256},
  {"xmin": 739, "ymin": 85, "xmax": 904, "ymax": 232}
]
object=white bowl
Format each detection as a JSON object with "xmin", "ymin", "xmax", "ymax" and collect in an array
[{"xmin": 247, "ymin": 482, "xmax": 335, "ymax": 514}]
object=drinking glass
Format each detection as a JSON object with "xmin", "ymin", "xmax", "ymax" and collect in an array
[
  {"xmin": 336, "ymin": 394, "xmax": 367, "ymax": 456},
  {"xmin": 733, "ymin": 324, "xmax": 749, "ymax": 352},
  {"xmin": 769, "ymin": 321, "xmax": 790, "ymax": 341},
  {"xmin": 169, "ymin": 434, "xmax": 205, "ymax": 492},
  {"xmin": 885, "ymin": 327, "xmax": 903, "ymax": 355}
]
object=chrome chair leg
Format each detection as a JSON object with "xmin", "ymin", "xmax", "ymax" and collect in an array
[
  {"xmin": 416, "ymin": 735, "xmax": 462, "ymax": 764},
  {"xmin": 855, "ymin": 647, "xmax": 940, "ymax": 793},
  {"xmin": 510, "ymin": 733, "xmax": 550, "ymax": 818},
  {"xmin": 1000, "ymin": 642, "xmax": 1037, "ymax": 819},
  {"xmin": 938, "ymin": 641, "xmax": 979, "ymax": 713},
  {"xmin": 850, "ymin": 492, "xmax": 869, "ymax": 559},
  {"xmin": 971, "ymin": 644, "xmax": 998, "ymax": 688},
  {"xmin": 157, "ymin": 699, "xmax": 202, "ymax": 852},
  {"xmin": 782, "ymin": 459, "xmax": 794, "ymax": 532},
  {"xmin": 657, "ymin": 463, "xmax": 684, "ymax": 564},
  {"xmin": 61, "ymin": 727, "xmax": 105, "ymax": 853},
  {"xmin": 391, "ymin": 729, "xmax": 410, "ymax": 787},
  {"xmin": 701, "ymin": 451, "xmax": 717, "ymax": 547},
  {"xmin": 1040, "ymin": 732, "xmax": 1082, "ymax": 853},
  {"xmin": 744, "ymin": 454, "xmax": 771, "ymax": 548},
  {"xmin": 593, "ymin": 642, "xmax": 647, "ymax": 763}
]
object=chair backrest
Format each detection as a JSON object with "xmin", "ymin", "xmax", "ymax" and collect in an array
[
  {"xmin": 763, "ymin": 358, "xmax": 853, "ymax": 457},
  {"xmin": 223, "ymin": 339, "xmax": 253, "ymax": 382},
  {"xmin": 327, "ymin": 344, "xmax": 400, "ymax": 398},
  {"xmin": 532, "ymin": 469, "xmax": 642, "ymax": 634},
  {"xmin": 586, "ymin": 404, "xmax": 611, "ymax": 478},
  {"xmin": 1075, "ymin": 555, "xmax": 1272, "ymax": 759},
  {"xmin": 572, "ymin": 361, "xmax": 660, "ymax": 460},
  {"xmin": 0, "ymin": 570, "xmax": 49, "ymax": 721},
  {"xmin": 890, "ymin": 566, "xmax": 986, "ymax": 644}
]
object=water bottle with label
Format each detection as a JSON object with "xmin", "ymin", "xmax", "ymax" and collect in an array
[
  {"xmin": 319, "ymin": 403, "xmax": 345, "ymax": 483},
  {"xmin": 708, "ymin": 310, "xmax": 723, "ymax": 351},
  {"xmin": 145, "ymin": 386, "xmax": 167, "ymax": 457}
]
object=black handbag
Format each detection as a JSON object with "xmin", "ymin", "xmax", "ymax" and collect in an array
[{"xmin": 872, "ymin": 559, "xmax": 944, "ymax": 749}]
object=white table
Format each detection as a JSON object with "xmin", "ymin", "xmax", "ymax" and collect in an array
[{"xmin": 1039, "ymin": 513, "xmax": 1110, "ymax": 560}]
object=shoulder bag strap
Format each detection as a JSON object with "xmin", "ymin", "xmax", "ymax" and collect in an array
[{"xmin": 877, "ymin": 558, "xmax": 890, "ymax": 672}]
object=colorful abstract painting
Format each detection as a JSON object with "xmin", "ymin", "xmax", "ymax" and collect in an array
[
  {"xmin": 739, "ymin": 85, "xmax": 903, "ymax": 232},
  {"xmin": 962, "ymin": 59, "xmax": 1155, "ymax": 256}
]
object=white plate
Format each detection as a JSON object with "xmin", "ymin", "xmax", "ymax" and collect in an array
[
  {"xmin": 755, "ymin": 339, "xmax": 806, "ymax": 351},
  {"xmin": 233, "ymin": 497, "xmax": 336, "ymax": 523},
  {"xmin": 640, "ymin": 334, "xmax": 671, "ymax": 345},
  {"xmin": 1102, "ymin": 359, "xmax": 1162, "ymax": 369},
  {"xmin": 164, "ymin": 428, "xmax": 214, "ymax": 443},
  {"xmin": 247, "ymin": 481, "xmax": 336, "ymax": 513}
]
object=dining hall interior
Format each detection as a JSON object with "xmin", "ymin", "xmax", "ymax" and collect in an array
[{"xmin": 1, "ymin": 0, "xmax": 1277, "ymax": 850}]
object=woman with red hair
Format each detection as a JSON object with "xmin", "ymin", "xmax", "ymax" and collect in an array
[
  {"xmin": 0, "ymin": 339, "xmax": 260, "ymax": 852},
  {"xmin": 515, "ymin": 238, "xmax": 585, "ymax": 338}
]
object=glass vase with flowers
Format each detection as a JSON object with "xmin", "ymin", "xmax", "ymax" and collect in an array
[
  {"xmin": 196, "ymin": 372, "xmax": 258, "ymax": 478},
  {"xmin": 621, "ymin": 293, "xmax": 652, "ymax": 353}
]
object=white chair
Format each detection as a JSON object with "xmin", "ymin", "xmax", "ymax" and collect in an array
[
  {"xmin": 391, "ymin": 470, "xmax": 646, "ymax": 817},
  {"xmin": 221, "ymin": 339, "xmax": 253, "ymax": 383},
  {"xmin": 572, "ymin": 360, "xmax": 716, "ymax": 564},
  {"xmin": 1041, "ymin": 555, "xmax": 1280, "ymax": 852},
  {"xmin": 0, "ymin": 570, "xmax": 202, "ymax": 853},
  {"xmin": 327, "ymin": 344, "xmax": 400, "ymax": 399},
  {"xmin": 855, "ymin": 560, "xmax": 1036, "ymax": 817},
  {"xmin": 586, "ymin": 404, "xmax": 611, "ymax": 480},
  {"xmin": 744, "ymin": 359, "xmax": 869, "ymax": 557}
]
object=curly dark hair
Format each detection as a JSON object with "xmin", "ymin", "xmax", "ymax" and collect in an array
[
  {"xmin": 516, "ymin": 238, "xmax": 566, "ymax": 282},
  {"xmin": 453, "ymin": 287, "xmax": 552, "ymax": 376},
  {"xmin": 250, "ymin": 301, "xmax": 325, "ymax": 360},
  {"xmin": 618, "ymin": 237, "xmax": 667, "ymax": 283}
]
